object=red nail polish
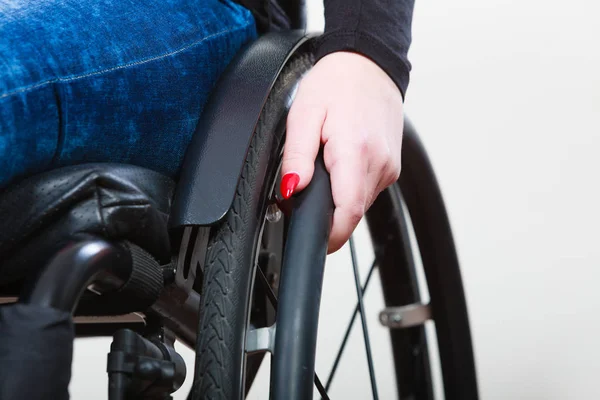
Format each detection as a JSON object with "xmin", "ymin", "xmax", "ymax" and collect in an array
[{"xmin": 280, "ymin": 172, "xmax": 300, "ymax": 200}]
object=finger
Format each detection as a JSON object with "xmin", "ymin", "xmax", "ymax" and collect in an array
[
  {"xmin": 280, "ymin": 89, "xmax": 326, "ymax": 198},
  {"xmin": 365, "ymin": 164, "xmax": 386, "ymax": 210},
  {"xmin": 324, "ymin": 140, "xmax": 369, "ymax": 253},
  {"xmin": 366, "ymin": 153, "xmax": 401, "ymax": 209}
]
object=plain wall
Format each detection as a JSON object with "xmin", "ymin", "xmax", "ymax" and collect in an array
[
  {"xmin": 70, "ymin": 0, "xmax": 600, "ymax": 398},
  {"xmin": 404, "ymin": 0, "xmax": 600, "ymax": 398}
]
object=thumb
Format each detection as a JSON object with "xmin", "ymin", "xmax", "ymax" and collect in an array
[{"xmin": 280, "ymin": 94, "xmax": 325, "ymax": 199}]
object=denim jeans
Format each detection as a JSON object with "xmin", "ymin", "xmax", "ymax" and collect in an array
[{"xmin": 0, "ymin": 0, "xmax": 256, "ymax": 189}]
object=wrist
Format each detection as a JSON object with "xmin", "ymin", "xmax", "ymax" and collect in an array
[{"xmin": 313, "ymin": 30, "xmax": 411, "ymax": 99}]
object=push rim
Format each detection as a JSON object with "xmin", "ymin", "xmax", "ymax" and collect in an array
[{"xmin": 241, "ymin": 182, "xmax": 437, "ymax": 399}]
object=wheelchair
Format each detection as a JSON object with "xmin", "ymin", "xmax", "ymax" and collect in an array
[{"xmin": 0, "ymin": 3, "xmax": 479, "ymax": 399}]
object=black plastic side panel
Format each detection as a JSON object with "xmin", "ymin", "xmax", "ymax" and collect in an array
[{"xmin": 170, "ymin": 31, "xmax": 311, "ymax": 228}]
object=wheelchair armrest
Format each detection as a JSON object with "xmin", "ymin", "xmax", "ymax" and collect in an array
[{"xmin": 170, "ymin": 30, "xmax": 314, "ymax": 228}]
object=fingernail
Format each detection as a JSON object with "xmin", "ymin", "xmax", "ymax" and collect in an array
[{"xmin": 280, "ymin": 172, "xmax": 300, "ymax": 199}]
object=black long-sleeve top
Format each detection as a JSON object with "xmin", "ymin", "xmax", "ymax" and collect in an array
[{"xmin": 235, "ymin": 0, "xmax": 415, "ymax": 97}]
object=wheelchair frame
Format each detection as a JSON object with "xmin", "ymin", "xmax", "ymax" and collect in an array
[{"xmin": 0, "ymin": 3, "xmax": 479, "ymax": 398}]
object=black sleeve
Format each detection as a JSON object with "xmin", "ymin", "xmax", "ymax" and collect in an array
[{"xmin": 314, "ymin": 0, "xmax": 415, "ymax": 98}]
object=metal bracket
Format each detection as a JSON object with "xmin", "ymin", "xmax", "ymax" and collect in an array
[
  {"xmin": 246, "ymin": 325, "xmax": 276, "ymax": 354},
  {"xmin": 150, "ymin": 226, "xmax": 209, "ymax": 348},
  {"xmin": 176, "ymin": 226, "xmax": 210, "ymax": 291},
  {"xmin": 379, "ymin": 304, "xmax": 432, "ymax": 329}
]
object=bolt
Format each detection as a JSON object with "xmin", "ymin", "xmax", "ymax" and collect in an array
[
  {"xmin": 266, "ymin": 203, "xmax": 282, "ymax": 223},
  {"xmin": 390, "ymin": 313, "xmax": 402, "ymax": 323}
]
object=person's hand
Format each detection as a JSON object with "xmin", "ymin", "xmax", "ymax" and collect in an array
[{"xmin": 280, "ymin": 51, "xmax": 404, "ymax": 253}]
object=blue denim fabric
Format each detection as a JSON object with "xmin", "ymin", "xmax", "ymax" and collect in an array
[{"xmin": 0, "ymin": 0, "xmax": 256, "ymax": 188}]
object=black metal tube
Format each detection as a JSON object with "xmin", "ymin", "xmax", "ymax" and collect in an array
[
  {"xmin": 270, "ymin": 152, "xmax": 333, "ymax": 400},
  {"xmin": 1, "ymin": 240, "xmax": 130, "ymax": 400},
  {"xmin": 151, "ymin": 290, "xmax": 200, "ymax": 349},
  {"xmin": 20, "ymin": 240, "xmax": 131, "ymax": 312}
]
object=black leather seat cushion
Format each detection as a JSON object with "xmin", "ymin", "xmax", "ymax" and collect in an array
[{"xmin": 0, "ymin": 164, "xmax": 175, "ymax": 287}]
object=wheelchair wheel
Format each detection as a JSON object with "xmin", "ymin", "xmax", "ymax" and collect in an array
[
  {"xmin": 189, "ymin": 52, "xmax": 313, "ymax": 399},
  {"xmin": 189, "ymin": 53, "xmax": 479, "ymax": 399}
]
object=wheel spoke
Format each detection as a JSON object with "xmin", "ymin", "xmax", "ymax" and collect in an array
[
  {"xmin": 256, "ymin": 264, "xmax": 279, "ymax": 308},
  {"xmin": 314, "ymin": 374, "xmax": 330, "ymax": 400},
  {"xmin": 324, "ymin": 259, "xmax": 377, "ymax": 393},
  {"xmin": 349, "ymin": 236, "xmax": 380, "ymax": 400},
  {"xmin": 255, "ymin": 265, "xmax": 331, "ymax": 400}
]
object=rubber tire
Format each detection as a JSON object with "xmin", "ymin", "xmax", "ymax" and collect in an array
[{"xmin": 191, "ymin": 53, "xmax": 313, "ymax": 400}]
